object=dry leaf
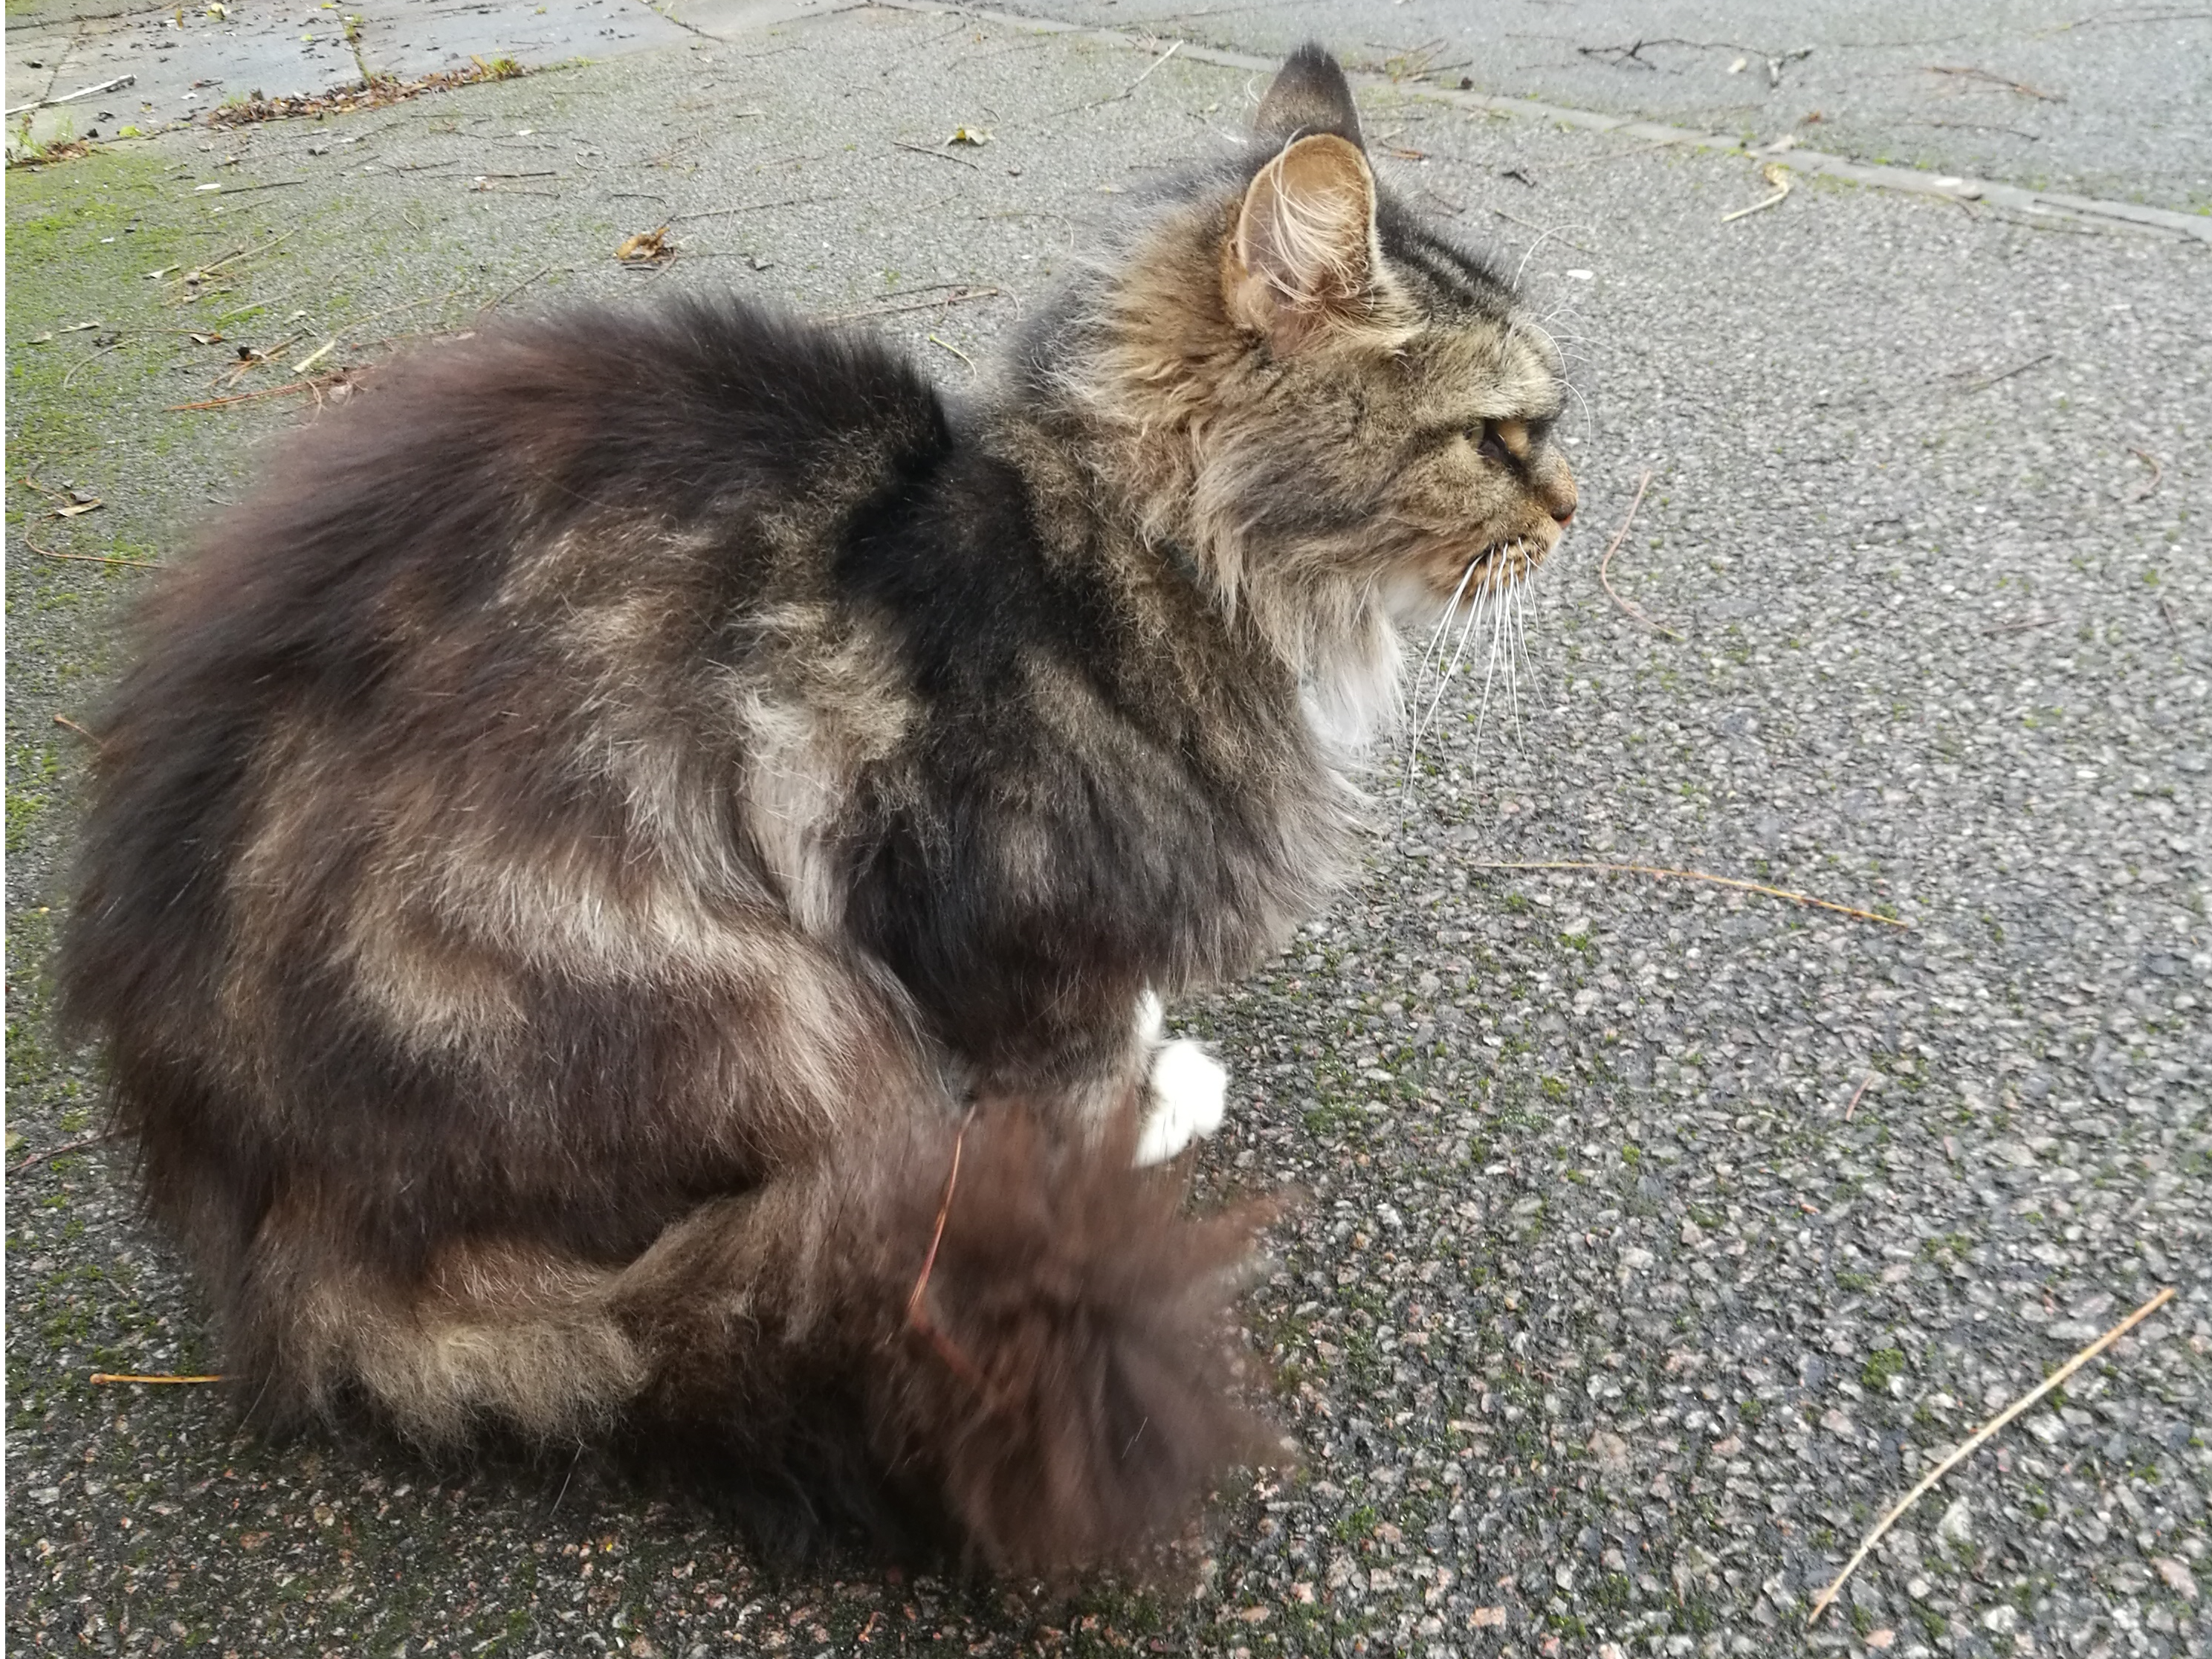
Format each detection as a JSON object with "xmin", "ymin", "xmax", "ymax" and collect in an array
[{"xmin": 615, "ymin": 226, "xmax": 670, "ymax": 263}]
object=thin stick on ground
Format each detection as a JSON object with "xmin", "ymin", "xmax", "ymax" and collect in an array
[
  {"xmin": 164, "ymin": 371, "xmax": 358, "ymax": 413},
  {"xmin": 892, "ymin": 139, "xmax": 981, "ymax": 169},
  {"xmin": 5, "ymin": 72, "xmax": 138, "ymax": 117},
  {"xmin": 815, "ymin": 286, "xmax": 1003, "ymax": 324},
  {"xmin": 668, "ymin": 193, "xmax": 841, "ymax": 224},
  {"xmin": 1029, "ymin": 38, "xmax": 1185, "ymax": 123},
  {"xmin": 27, "ymin": 538, "xmax": 163, "ymax": 570},
  {"xmin": 11, "ymin": 1128, "xmax": 119, "ymax": 1174},
  {"xmin": 1808, "ymin": 1285, "xmax": 2177, "ymax": 1629},
  {"xmin": 1843, "ymin": 1074, "xmax": 1875, "ymax": 1120},
  {"xmin": 477, "ymin": 263, "xmax": 558, "ymax": 318},
  {"xmin": 1721, "ymin": 162, "xmax": 1794, "ymax": 223},
  {"xmin": 61, "ymin": 340, "xmax": 123, "ymax": 391},
  {"xmin": 1596, "ymin": 470, "xmax": 1680, "ymax": 638},
  {"xmin": 88, "ymin": 1373, "xmax": 226, "ymax": 1385},
  {"xmin": 1469, "ymin": 858, "xmax": 1908, "ymax": 928}
]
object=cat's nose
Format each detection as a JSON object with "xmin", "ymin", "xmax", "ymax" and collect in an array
[{"xmin": 1544, "ymin": 466, "xmax": 1577, "ymax": 526}]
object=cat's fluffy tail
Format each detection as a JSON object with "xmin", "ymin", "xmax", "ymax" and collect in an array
[{"xmin": 614, "ymin": 1105, "xmax": 1279, "ymax": 1572}]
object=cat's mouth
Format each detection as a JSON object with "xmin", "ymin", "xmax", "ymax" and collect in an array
[
  {"xmin": 1471, "ymin": 534, "xmax": 1546, "ymax": 588},
  {"xmin": 1415, "ymin": 531, "xmax": 1553, "ymax": 615}
]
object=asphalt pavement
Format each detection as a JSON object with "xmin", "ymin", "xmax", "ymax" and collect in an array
[{"xmin": 6, "ymin": 3, "xmax": 2208, "ymax": 1657}]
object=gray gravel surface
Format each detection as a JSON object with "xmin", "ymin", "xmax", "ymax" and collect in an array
[
  {"xmin": 7, "ymin": 6, "xmax": 2208, "ymax": 1658},
  {"xmin": 979, "ymin": 0, "xmax": 2212, "ymax": 216}
]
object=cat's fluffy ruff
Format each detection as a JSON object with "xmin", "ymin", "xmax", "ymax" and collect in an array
[{"xmin": 59, "ymin": 43, "xmax": 1576, "ymax": 1568}]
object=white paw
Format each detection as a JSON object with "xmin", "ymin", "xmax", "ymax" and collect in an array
[{"xmin": 1134, "ymin": 1038, "xmax": 1227, "ymax": 1167}]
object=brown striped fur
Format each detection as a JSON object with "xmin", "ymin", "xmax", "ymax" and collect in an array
[{"xmin": 59, "ymin": 45, "xmax": 1573, "ymax": 1569}]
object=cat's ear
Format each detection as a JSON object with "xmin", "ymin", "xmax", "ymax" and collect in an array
[
  {"xmin": 1252, "ymin": 43, "xmax": 1364, "ymax": 150},
  {"xmin": 1224, "ymin": 132, "xmax": 1380, "ymax": 350}
]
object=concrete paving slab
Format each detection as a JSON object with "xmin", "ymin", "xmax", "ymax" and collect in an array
[{"xmin": 7, "ymin": 4, "xmax": 2208, "ymax": 1658}]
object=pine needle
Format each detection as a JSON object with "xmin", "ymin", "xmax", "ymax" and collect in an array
[
  {"xmin": 1808, "ymin": 1286, "xmax": 2177, "ymax": 1628},
  {"xmin": 89, "ymin": 1373, "xmax": 225, "ymax": 1385}
]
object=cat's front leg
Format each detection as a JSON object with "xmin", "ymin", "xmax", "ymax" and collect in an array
[{"xmin": 1131, "ymin": 989, "xmax": 1229, "ymax": 1167}]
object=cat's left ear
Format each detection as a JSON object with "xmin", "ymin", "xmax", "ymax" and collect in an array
[
  {"xmin": 1223, "ymin": 132, "xmax": 1382, "ymax": 352},
  {"xmin": 1252, "ymin": 43, "xmax": 1365, "ymax": 151}
]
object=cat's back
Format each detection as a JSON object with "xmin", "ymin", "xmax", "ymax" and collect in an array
[
  {"xmin": 175, "ymin": 294, "xmax": 950, "ymax": 648},
  {"xmin": 63, "ymin": 296, "xmax": 952, "ymax": 1041}
]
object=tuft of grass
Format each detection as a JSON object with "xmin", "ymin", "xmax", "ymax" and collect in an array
[{"xmin": 1862, "ymin": 1347, "xmax": 1907, "ymax": 1391}]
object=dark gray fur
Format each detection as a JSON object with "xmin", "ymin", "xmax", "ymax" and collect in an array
[{"xmin": 58, "ymin": 45, "xmax": 1575, "ymax": 1570}]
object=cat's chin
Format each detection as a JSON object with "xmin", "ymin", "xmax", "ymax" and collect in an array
[{"xmin": 1386, "ymin": 536, "xmax": 1550, "ymax": 630}]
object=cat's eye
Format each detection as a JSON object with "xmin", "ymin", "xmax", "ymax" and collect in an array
[{"xmin": 1471, "ymin": 424, "xmax": 1512, "ymax": 466}]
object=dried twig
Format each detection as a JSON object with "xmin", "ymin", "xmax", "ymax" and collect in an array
[
  {"xmin": 53, "ymin": 714, "xmax": 103, "ymax": 746},
  {"xmin": 12, "ymin": 1128, "xmax": 119, "ymax": 1174},
  {"xmin": 162, "ymin": 227, "xmax": 303, "ymax": 299},
  {"xmin": 927, "ymin": 332, "xmax": 975, "ymax": 372},
  {"xmin": 668, "ymin": 193, "xmax": 840, "ymax": 223},
  {"xmin": 1927, "ymin": 64, "xmax": 2064, "ymax": 101},
  {"xmin": 477, "ymin": 263, "xmax": 557, "ymax": 317},
  {"xmin": 27, "ymin": 538, "xmax": 162, "ymax": 570},
  {"xmin": 88, "ymin": 1373, "xmax": 226, "ymax": 1385},
  {"xmin": 5, "ymin": 72, "xmax": 137, "ymax": 117},
  {"xmin": 905, "ymin": 1109, "xmax": 992, "ymax": 1394},
  {"xmin": 815, "ymin": 286, "xmax": 1003, "ymax": 324},
  {"xmin": 1843, "ymin": 1074, "xmax": 1875, "ymax": 1120},
  {"xmin": 1595, "ymin": 469, "xmax": 1680, "ymax": 638},
  {"xmin": 1957, "ymin": 352, "xmax": 2051, "ymax": 394},
  {"xmin": 192, "ymin": 178, "xmax": 308, "ymax": 197},
  {"xmin": 1548, "ymin": 136, "xmax": 1684, "ymax": 172},
  {"xmin": 1721, "ymin": 162, "xmax": 1794, "ymax": 223},
  {"xmin": 1470, "ymin": 858, "xmax": 1908, "ymax": 928},
  {"xmin": 1808, "ymin": 1285, "xmax": 2178, "ymax": 1628},
  {"xmin": 60, "ymin": 341, "xmax": 123, "ymax": 392},
  {"xmin": 1031, "ymin": 38, "xmax": 1185, "ymax": 123},
  {"xmin": 163, "ymin": 371, "xmax": 358, "ymax": 412},
  {"xmin": 330, "ymin": 287, "xmax": 465, "ymax": 339},
  {"xmin": 893, "ymin": 139, "xmax": 981, "ymax": 170},
  {"xmin": 1126, "ymin": 39, "xmax": 1183, "ymax": 91}
]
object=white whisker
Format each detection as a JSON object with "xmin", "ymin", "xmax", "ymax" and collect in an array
[
  {"xmin": 1404, "ymin": 573, "xmax": 1489, "ymax": 794},
  {"xmin": 1504, "ymin": 573, "xmax": 1527, "ymax": 748},
  {"xmin": 1406, "ymin": 554, "xmax": 1481, "ymax": 724},
  {"xmin": 1470, "ymin": 584, "xmax": 1506, "ymax": 756}
]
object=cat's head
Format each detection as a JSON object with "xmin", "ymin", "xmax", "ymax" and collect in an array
[{"xmin": 1052, "ymin": 45, "xmax": 1579, "ymax": 655}]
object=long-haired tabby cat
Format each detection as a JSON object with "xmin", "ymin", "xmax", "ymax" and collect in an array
[{"xmin": 59, "ymin": 46, "xmax": 1575, "ymax": 1571}]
